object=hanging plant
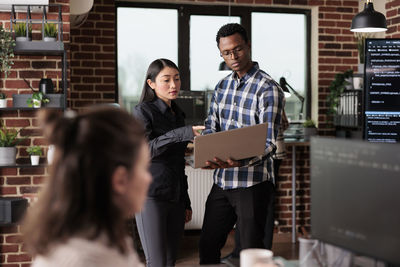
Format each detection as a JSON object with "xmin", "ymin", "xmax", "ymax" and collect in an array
[{"xmin": 0, "ymin": 25, "xmax": 16, "ymax": 79}]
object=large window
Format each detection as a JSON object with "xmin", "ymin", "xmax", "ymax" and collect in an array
[
  {"xmin": 117, "ymin": 7, "xmax": 178, "ymax": 112},
  {"xmin": 116, "ymin": 3, "xmax": 311, "ymax": 121},
  {"xmin": 252, "ymin": 12, "xmax": 307, "ymax": 120},
  {"xmin": 190, "ymin": 15, "xmax": 240, "ymax": 92}
]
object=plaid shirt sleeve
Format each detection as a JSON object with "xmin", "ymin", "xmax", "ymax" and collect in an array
[
  {"xmin": 260, "ymin": 80, "xmax": 282, "ymax": 155},
  {"xmin": 203, "ymin": 83, "xmax": 221, "ymax": 135}
]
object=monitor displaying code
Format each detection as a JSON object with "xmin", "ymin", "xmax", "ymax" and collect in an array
[
  {"xmin": 364, "ymin": 39, "xmax": 400, "ymax": 143},
  {"xmin": 311, "ymin": 137, "xmax": 400, "ymax": 265}
]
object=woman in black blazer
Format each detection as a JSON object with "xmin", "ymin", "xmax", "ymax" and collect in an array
[{"xmin": 133, "ymin": 59, "xmax": 204, "ymax": 267}]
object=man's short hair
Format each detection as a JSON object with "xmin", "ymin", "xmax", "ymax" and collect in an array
[{"xmin": 216, "ymin": 23, "xmax": 248, "ymax": 47}]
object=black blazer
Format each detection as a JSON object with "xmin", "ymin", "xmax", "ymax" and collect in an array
[{"xmin": 133, "ymin": 97, "xmax": 193, "ymax": 209}]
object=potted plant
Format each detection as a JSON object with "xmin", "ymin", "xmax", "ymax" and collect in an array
[
  {"xmin": 14, "ymin": 22, "xmax": 32, "ymax": 42},
  {"xmin": 0, "ymin": 25, "xmax": 15, "ymax": 84},
  {"xmin": 0, "ymin": 92, "xmax": 6, "ymax": 108},
  {"xmin": 303, "ymin": 118, "xmax": 317, "ymax": 141},
  {"xmin": 0, "ymin": 121, "xmax": 22, "ymax": 165},
  {"xmin": 27, "ymin": 92, "xmax": 50, "ymax": 108},
  {"xmin": 26, "ymin": 145, "xmax": 42, "ymax": 166},
  {"xmin": 43, "ymin": 23, "xmax": 57, "ymax": 42},
  {"xmin": 327, "ymin": 69, "xmax": 353, "ymax": 116}
]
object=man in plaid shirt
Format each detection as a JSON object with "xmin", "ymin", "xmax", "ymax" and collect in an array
[{"xmin": 199, "ymin": 23, "xmax": 284, "ymax": 264}]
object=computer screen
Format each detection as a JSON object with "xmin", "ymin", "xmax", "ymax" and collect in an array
[
  {"xmin": 364, "ymin": 39, "xmax": 400, "ymax": 143},
  {"xmin": 311, "ymin": 137, "xmax": 400, "ymax": 265},
  {"xmin": 175, "ymin": 90, "xmax": 213, "ymax": 126}
]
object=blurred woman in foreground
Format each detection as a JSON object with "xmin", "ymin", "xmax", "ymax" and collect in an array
[{"xmin": 23, "ymin": 106, "xmax": 151, "ymax": 267}]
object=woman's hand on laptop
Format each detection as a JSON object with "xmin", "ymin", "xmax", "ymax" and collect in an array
[{"xmin": 202, "ymin": 157, "xmax": 242, "ymax": 169}]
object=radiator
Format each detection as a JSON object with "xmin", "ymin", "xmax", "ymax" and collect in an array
[{"xmin": 184, "ymin": 167, "xmax": 214, "ymax": 230}]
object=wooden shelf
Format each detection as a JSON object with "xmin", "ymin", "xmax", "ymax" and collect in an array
[
  {"xmin": 0, "ymin": 163, "xmax": 47, "ymax": 168},
  {"xmin": 14, "ymin": 41, "xmax": 64, "ymax": 55},
  {"xmin": 0, "ymin": 107, "xmax": 64, "ymax": 111}
]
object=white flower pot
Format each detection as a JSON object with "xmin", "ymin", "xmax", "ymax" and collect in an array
[
  {"xmin": 0, "ymin": 99, "xmax": 7, "ymax": 108},
  {"xmin": 33, "ymin": 99, "xmax": 41, "ymax": 108},
  {"xmin": 30, "ymin": 155, "xmax": 40, "ymax": 166},
  {"xmin": 0, "ymin": 147, "xmax": 17, "ymax": 165},
  {"xmin": 353, "ymin": 77, "xmax": 363, "ymax": 90},
  {"xmin": 47, "ymin": 145, "xmax": 55, "ymax": 164},
  {"xmin": 16, "ymin": 36, "xmax": 32, "ymax": 42},
  {"xmin": 43, "ymin": 37, "xmax": 56, "ymax": 42}
]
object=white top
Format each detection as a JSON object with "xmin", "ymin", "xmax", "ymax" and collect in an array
[{"xmin": 31, "ymin": 235, "xmax": 144, "ymax": 267}]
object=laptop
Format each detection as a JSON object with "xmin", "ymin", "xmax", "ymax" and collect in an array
[{"xmin": 186, "ymin": 123, "xmax": 268, "ymax": 168}]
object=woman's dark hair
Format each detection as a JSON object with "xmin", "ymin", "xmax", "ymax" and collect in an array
[
  {"xmin": 23, "ymin": 106, "xmax": 145, "ymax": 255},
  {"xmin": 216, "ymin": 23, "xmax": 248, "ymax": 47},
  {"xmin": 139, "ymin": 58, "xmax": 180, "ymax": 103}
]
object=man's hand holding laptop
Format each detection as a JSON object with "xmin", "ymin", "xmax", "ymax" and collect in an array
[{"xmin": 203, "ymin": 157, "xmax": 242, "ymax": 169}]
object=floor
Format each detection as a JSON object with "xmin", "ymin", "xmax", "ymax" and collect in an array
[{"xmin": 176, "ymin": 230, "xmax": 299, "ymax": 266}]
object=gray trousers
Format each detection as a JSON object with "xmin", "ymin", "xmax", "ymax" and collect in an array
[{"xmin": 135, "ymin": 198, "xmax": 185, "ymax": 267}]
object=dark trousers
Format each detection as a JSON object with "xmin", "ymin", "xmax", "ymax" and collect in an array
[
  {"xmin": 199, "ymin": 180, "xmax": 274, "ymax": 264},
  {"xmin": 136, "ymin": 199, "xmax": 185, "ymax": 267},
  {"xmin": 232, "ymin": 159, "xmax": 282, "ymax": 256}
]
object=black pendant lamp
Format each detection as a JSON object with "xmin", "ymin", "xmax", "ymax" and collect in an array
[{"xmin": 351, "ymin": 0, "xmax": 387, "ymax": 33}]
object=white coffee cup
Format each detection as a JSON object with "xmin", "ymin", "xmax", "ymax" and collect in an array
[
  {"xmin": 240, "ymin": 248, "xmax": 274, "ymax": 267},
  {"xmin": 353, "ymin": 77, "xmax": 363, "ymax": 90}
]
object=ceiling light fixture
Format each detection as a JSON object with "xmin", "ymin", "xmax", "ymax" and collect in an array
[{"xmin": 350, "ymin": 0, "xmax": 387, "ymax": 33}]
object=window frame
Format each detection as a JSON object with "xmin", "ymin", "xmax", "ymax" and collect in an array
[{"xmin": 115, "ymin": 2, "xmax": 311, "ymax": 118}]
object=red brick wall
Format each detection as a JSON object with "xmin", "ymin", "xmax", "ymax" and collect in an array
[
  {"xmin": 386, "ymin": 0, "xmax": 400, "ymax": 38},
  {"xmin": 278, "ymin": 144, "xmax": 310, "ymax": 235},
  {"xmin": 70, "ymin": 0, "xmax": 116, "ymax": 109},
  {"xmin": 0, "ymin": 1, "xmax": 70, "ymax": 266}
]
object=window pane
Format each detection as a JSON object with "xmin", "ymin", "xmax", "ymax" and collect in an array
[
  {"xmin": 117, "ymin": 7, "xmax": 178, "ymax": 112},
  {"xmin": 190, "ymin": 15, "xmax": 240, "ymax": 92},
  {"xmin": 252, "ymin": 13, "xmax": 307, "ymax": 121}
]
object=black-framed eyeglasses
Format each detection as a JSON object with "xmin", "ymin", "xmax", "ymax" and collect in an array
[{"xmin": 220, "ymin": 47, "xmax": 244, "ymax": 58}]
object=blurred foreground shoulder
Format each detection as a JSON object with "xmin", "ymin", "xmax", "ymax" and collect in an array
[{"xmin": 31, "ymin": 236, "xmax": 144, "ymax": 267}]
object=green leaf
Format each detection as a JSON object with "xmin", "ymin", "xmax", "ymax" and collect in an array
[{"xmin": 327, "ymin": 69, "xmax": 353, "ymax": 115}]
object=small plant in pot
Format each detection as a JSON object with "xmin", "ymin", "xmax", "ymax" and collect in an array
[
  {"xmin": 43, "ymin": 23, "xmax": 58, "ymax": 42},
  {"xmin": 0, "ymin": 121, "xmax": 23, "ymax": 166},
  {"xmin": 327, "ymin": 69, "xmax": 353, "ymax": 116},
  {"xmin": 14, "ymin": 22, "xmax": 32, "ymax": 42},
  {"xmin": 0, "ymin": 92, "xmax": 6, "ymax": 108},
  {"xmin": 27, "ymin": 92, "xmax": 50, "ymax": 108},
  {"xmin": 303, "ymin": 119, "xmax": 317, "ymax": 141},
  {"xmin": 26, "ymin": 145, "xmax": 42, "ymax": 166}
]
